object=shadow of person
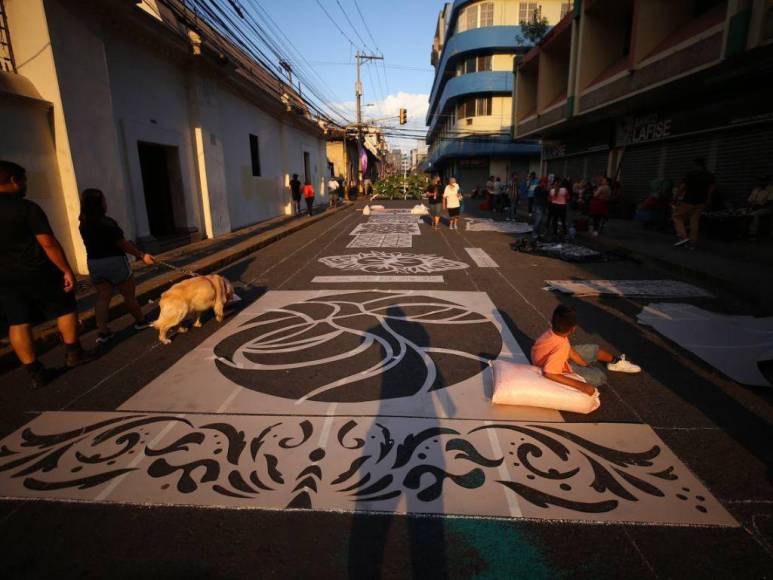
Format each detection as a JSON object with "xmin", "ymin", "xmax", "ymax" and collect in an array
[{"xmin": 347, "ymin": 304, "xmax": 450, "ymax": 579}]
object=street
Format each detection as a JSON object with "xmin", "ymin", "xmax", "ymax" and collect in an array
[{"xmin": 0, "ymin": 202, "xmax": 771, "ymax": 578}]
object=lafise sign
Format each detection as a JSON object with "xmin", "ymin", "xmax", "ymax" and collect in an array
[{"xmin": 630, "ymin": 114, "xmax": 673, "ymax": 144}]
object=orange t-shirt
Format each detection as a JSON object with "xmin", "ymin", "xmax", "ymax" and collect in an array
[
  {"xmin": 303, "ymin": 184, "xmax": 315, "ymax": 198},
  {"xmin": 531, "ymin": 329, "xmax": 571, "ymax": 374}
]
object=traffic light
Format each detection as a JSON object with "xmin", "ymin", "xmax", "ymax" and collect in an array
[{"xmin": 399, "ymin": 108, "xmax": 407, "ymax": 125}]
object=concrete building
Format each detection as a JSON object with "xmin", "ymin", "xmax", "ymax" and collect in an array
[
  {"xmin": 410, "ymin": 144, "xmax": 429, "ymax": 172},
  {"xmin": 425, "ymin": 1, "xmax": 572, "ymax": 191},
  {"xmin": 327, "ymin": 126, "xmax": 387, "ymax": 191},
  {"xmin": 0, "ymin": 0, "xmax": 331, "ymax": 273},
  {"xmin": 514, "ymin": 0, "xmax": 773, "ymax": 210}
]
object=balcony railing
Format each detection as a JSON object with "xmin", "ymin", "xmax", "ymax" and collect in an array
[{"xmin": 0, "ymin": 0, "xmax": 15, "ymax": 73}]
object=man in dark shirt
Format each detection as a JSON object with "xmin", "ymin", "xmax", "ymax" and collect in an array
[
  {"xmin": 0, "ymin": 161, "xmax": 95, "ymax": 388},
  {"xmin": 289, "ymin": 174, "xmax": 302, "ymax": 216},
  {"xmin": 673, "ymin": 158, "xmax": 715, "ymax": 248}
]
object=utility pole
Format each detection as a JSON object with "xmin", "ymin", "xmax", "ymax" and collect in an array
[{"xmin": 355, "ymin": 50, "xmax": 383, "ymax": 198}]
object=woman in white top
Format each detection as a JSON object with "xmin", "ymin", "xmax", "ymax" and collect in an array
[{"xmin": 443, "ymin": 177, "xmax": 463, "ymax": 230}]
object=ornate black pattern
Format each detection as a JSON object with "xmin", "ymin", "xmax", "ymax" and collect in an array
[
  {"xmin": 212, "ymin": 291, "xmax": 502, "ymax": 403},
  {"xmin": 0, "ymin": 413, "xmax": 732, "ymax": 525}
]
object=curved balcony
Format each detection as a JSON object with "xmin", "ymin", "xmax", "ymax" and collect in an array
[
  {"xmin": 424, "ymin": 135, "xmax": 540, "ymax": 170},
  {"xmin": 427, "ymin": 70, "xmax": 513, "ymax": 139},
  {"xmin": 428, "ymin": 25, "xmax": 522, "ymax": 117}
]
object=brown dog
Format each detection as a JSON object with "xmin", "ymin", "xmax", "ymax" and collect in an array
[{"xmin": 152, "ymin": 274, "xmax": 234, "ymax": 344}]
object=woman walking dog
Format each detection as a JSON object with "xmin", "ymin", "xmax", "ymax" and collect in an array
[{"xmin": 79, "ymin": 189, "xmax": 155, "ymax": 344}]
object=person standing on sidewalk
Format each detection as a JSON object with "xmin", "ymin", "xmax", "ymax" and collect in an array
[
  {"xmin": 0, "ymin": 161, "xmax": 96, "ymax": 388},
  {"xmin": 78, "ymin": 189, "xmax": 155, "ymax": 344},
  {"xmin": 589, "ymin": 176, "xmax": 611, "ymax": 237},
  {"xmin": 525, "ymin": 172, "xmax": 539, "ymax": 217},
  {"xmin": 548, "ymin": 178, "xmax": 570, "ymax": 239},
  {"xmin": 673, "ymin": 158, "xmax": 715, "ymax": 248},
  {"xmin": 506, "ymin": 172, "xmax": 520, "ymax": 221},
  {"xmin": 443, "ymin": 177, "xmax": 462, "ymax": 230},
  {"xmin": 327, "ymin": 176, "xmax": 339, "ymax": 208},
  {"xmin": 289, "ymin": 174, "xmax": 302, "ymax": 216},
  {"xmin": 531, "ymin": 176, "xmax": 549, "ymax": 241},
  {"xmin": 426, "ymin": 175, "xmax": 443, "ymax": 230},
  {"xmin": 302, "ymin": 180, "xmax": 315, "ymax": 217}
]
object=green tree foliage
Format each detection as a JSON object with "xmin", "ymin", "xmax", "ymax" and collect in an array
[
  {"xmin": 516, "ymin": 10, "xmax": 550, "ymax": 46},
  {"xmin": 373, "ymin": 174, "xmax": 431, "ymax": 200}
]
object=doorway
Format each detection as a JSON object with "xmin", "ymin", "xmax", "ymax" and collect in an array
[
  {"xmin": 303, "ymin": 151, "xmax": 311, "ymax": 184},
  {"xmin": 137, "ymin": 142, "xmax": 180, "ymax": 237}
]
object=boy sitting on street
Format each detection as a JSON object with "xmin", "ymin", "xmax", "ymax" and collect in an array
[{"xmin": 531, "ymin": 305, "xmax": 641, "ymax": 396}]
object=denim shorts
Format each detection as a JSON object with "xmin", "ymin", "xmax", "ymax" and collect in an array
[
  {"xmin": 88, "ymin": 256, "xmax": 132, "ymax": 286},
  {"xmin": 568, "ymin": 343, "xmax": 607, "ymax": 387}
]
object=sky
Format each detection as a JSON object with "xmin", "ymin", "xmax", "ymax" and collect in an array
[{"xmin": 262, "ymin": 0, "xmax": 445, "ymax": 151}]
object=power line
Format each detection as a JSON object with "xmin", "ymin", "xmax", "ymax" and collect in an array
[
  {"xmin": 314, "ymin": 0, "xmax": 357, "ymax": 47},
  {"xmin": 351, "ymin": 0, "xmax": 391, "ymax": 97},
  {"xmin": 335, "ymin": 0, "xmax": 371, "ymax": 51}
]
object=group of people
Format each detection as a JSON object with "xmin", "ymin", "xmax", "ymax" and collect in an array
[
  {"xmin": 289, "ymin": 174, "xmax": 351, "ymax": 216},
  {"xmin": 1, "ymin": 160, "xmax": 156, "ymax": 389},
  {"xmin": 424, "ymin": 176, "xmax": 463, "ymax": 230},
  {"xmin": 500, "ymin": 172, "xmax": 614, "ymax": 241}
]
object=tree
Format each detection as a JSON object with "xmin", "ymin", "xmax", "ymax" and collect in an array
[
  {"xmin": 516, "ymin": 9, "xmax": 550, "ymax": 46},
  {"xmin": 373, "ymin": 174, "xmax": 430, "ymax": 200}
]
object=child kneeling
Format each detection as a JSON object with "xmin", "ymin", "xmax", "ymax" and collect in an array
[{"xmin": 531, "ymin": 305, "xmax": 641, "ymax": 396}]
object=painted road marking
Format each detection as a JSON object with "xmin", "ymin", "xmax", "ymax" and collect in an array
[
  {"xmin": 311, "ymin": 275, "xmax": 444, "ymax": 283},
  {"xmin": 465, "ymin": 248, "xmax": 499, "ymax": 268}
]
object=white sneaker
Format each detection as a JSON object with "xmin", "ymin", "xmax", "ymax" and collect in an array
[{"xmin": 607, "ymin": 355, "xmax": 641, "ymax": 374}]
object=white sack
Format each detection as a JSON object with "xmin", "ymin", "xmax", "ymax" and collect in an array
[
  {"xmin": 492, "ymin": 361, "xmax": 600, "ymax": 414},
  {"xmin": 411, "ymin": 204, "xmax": 429, "ymax": 215},
  {"xmin": 362, "ymin": 205, "xmax": 371, "ymax": 215}
]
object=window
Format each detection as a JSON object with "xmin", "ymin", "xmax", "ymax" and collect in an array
[
  {"xmin": 249, "ymin": 134, "xmax": 261, "ymax": 177},
  {"xmin": 476, "ymin": 97, "xmax": 492, "ymax": 116},
  {"xmin": 456, "ymin": 54, "xmax": 492, "ymax": 76},
  {"xmin": 519, "ymin": 2, "xmax": 541, "ymax": 24},
  {"xmin": 456, "ymin": 96, "xmax": 493, "ymax": 119},
  {"xmin": 561, "ymin": 2, "xmax": 572, "ymax": 18},
  {"xmin": 458, "ymin": 1, "xmax": 495, "ymax": 32},
  {"xmin": 303, "ymin": 151, "xmax": 311, "ymax": 184},
  {"xmin": 465, "ymin": 6, "xmax": 477, "ymax": 31},
  {"xmin": 480, "ymin": 2, "xmax": 494, "ymax": 27}
]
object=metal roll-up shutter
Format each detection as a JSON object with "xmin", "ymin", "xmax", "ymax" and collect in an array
[
  {"xmin": 546, "ymin": 158, "xmax": 567, "ymax": 178},
  {"xmin": 714, "ymin": 125, "xmax": 773, "ymax": 207},
  {"xmin": 619, "ymin": 143, "xmax": 661, "ymax": 205},
  {"xmin": 565, "ymin": 156, "xmax": 586, "ymax": 181},
  {"xmin": 587, "ymin": 151, "xmax": 610, "ymax": 180},
  {"xmin": 661, "ymin": 136, "xmax": 712, "ymax": 186}
]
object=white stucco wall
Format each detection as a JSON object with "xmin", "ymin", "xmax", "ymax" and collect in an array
[
  {"xmin": 4, "ymin": 0, "xmax": 329, "ymax": 270},
  {"xmin": 104, "ymin": 31, "xmax": 202, "ymax": 240}
]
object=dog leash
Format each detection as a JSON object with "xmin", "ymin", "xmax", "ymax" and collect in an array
[{"xmin": 153, "ymin": 258, "xmax": 200, "ymax": 278}]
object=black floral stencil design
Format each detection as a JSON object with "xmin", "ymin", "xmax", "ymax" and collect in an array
[
  {"xmin": 0, "ymin": 413, "xmax": 729, "ymax": 525},
  {"xmin": 213, "ymin": 291, "xmax": 503, "ymax": 403}
]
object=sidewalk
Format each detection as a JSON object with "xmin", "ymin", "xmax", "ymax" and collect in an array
[
  {"xmin": 579, "ymin": 218, "xmax": 773, "ymax": 313},
  {"xmin": 0, "ymin": 203, "xmax": 353, "ymax": 371},
  {"xmin": 469, "ymin": 201, "xmax": 773, "ymax": 313}
]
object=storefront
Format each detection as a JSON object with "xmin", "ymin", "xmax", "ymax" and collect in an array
[{"xmin": 615, "ymin": 90, "xmax": 773, "ymax": 209}]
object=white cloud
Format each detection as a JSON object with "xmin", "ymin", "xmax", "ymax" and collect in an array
[{"xmin": 334, "ymin": 92, "xmax": 429, "ymax": 152}]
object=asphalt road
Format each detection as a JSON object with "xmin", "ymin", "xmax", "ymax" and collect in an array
[{"xmin": 0, "ymin": 202, "xmax": 771, "ymax": 579}]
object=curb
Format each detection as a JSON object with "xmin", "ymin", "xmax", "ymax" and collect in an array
[{"xmin": 0, "ymin": 203, "xmax": 354, "ymax": 373}]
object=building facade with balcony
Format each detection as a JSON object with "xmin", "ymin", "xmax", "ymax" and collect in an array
[
  {"xmin": 0, "ymin": 0, "xmax": 332, "ymax": 274},
  {"xmin": 514, "ymin": 0, "xmax": 773, "ymax": 211},
  {"xmin": 425, "ymin": 0, "xmax": 572, "ymax": 191}
]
